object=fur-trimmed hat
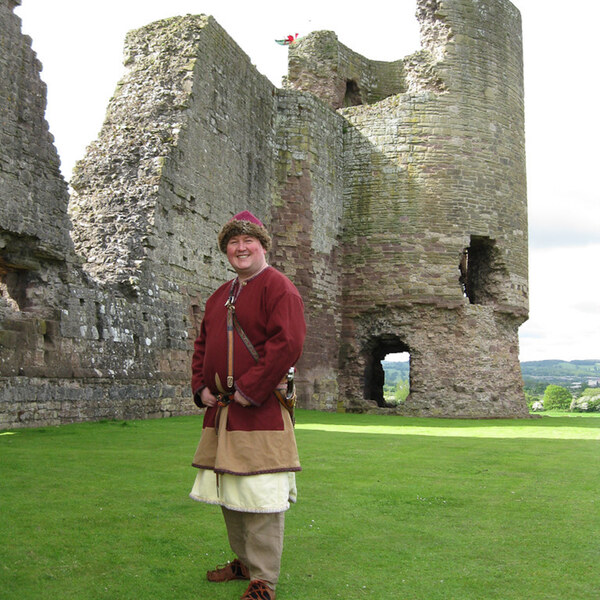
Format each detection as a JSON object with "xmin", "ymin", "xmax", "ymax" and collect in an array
[{"xmin": 217, "ymin": 210, "xmax": 272, "ymax": 253}]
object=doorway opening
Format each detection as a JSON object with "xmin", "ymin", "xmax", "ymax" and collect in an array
[
  {"xmin": 363, "ymin": 337, "xmax": 410, "ymax": 407},
  {"xmin": 383, "ymin": 351, "xmax": 410, "ymax": 406}
]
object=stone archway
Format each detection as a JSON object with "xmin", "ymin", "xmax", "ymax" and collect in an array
[{"xmin": 363, "ymin": 336, "xmax": 411, "ymax": 407}]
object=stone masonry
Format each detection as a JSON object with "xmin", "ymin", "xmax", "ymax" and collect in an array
[{"xmin": 0, "ymin": 0, "xmax": 529, "ymax": 428}]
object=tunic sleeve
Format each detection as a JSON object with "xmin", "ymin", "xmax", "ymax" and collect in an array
[{"xmin": 235, "ymin": 287, "xmax": 306, "ymax": 406}]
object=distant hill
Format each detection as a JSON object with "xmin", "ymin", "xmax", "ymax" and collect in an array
[
  {"xmin": 520, "ymin": 359, "xmax": 600, "ymax": 387},
  {"xmin": 382, "ymin": 358, "xmax": 600, "ymax": 388}
]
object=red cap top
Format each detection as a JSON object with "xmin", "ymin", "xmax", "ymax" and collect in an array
[{"xmin": 230, "ymin": 211, "xmax": 264, "ymax": 227}]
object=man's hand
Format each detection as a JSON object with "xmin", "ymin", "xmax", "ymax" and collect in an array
[
  {"xmin": 233, "ymin": 390, "xmax": 251, "ymax": 407},
  {"xmin": 200, "ymin": 387, "xmax": 218, "ymax": 407}
]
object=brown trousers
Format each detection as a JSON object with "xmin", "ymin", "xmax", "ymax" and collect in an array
[{"xmin": 221, "ymin": 507, "xmax": 285, "ymax": 589}]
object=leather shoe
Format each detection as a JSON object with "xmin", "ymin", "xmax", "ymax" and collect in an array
[
  {"xmin": 240, "ymin": 579, "xmax": 276, "ymax": 599},
  {"xmin": 206, "ymin": 558, "xmax": 250, "ymax": 582}
]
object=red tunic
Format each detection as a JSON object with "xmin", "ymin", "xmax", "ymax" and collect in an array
[{"xmin": 191, "ymin": 266, "xmax": 306, "ymax": 475}]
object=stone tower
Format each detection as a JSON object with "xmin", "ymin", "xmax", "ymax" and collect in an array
[
  {"xmin": 283, "ymin": 0, "xmax": 529, "ymax": 416},
  {"xmin": 0, "ymin": 0, "xmax": 528, "ymax": 428}
]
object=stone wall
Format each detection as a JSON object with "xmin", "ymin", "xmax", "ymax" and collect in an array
[
  {"xmin": 271, "ymin": 90, "xmax": 345, "ymax": 410},
  {"xmin": 0, "ymin": 0, "xmax": 529, "ymax": 428}
]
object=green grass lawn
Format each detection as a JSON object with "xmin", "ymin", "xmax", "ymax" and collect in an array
[{"xmin": 1, "ymin": 410, "xmax": 598, "ymax": 599}]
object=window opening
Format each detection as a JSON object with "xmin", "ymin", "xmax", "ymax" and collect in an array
[
  {"xmin": 343, "ymin": 80, "xmax": 362, "ymax": 107},
  {"xmin": 459, "ymin": 235, "xmax": 499, "ymax": 305},
  {"xmin": 0, "ymin": 267, "xmax": 30, "ymax": 311}
]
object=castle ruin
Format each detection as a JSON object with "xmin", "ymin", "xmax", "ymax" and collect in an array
[{"xmin": 0, "ymin": 0, "xmax": 529, "ymax": 428}]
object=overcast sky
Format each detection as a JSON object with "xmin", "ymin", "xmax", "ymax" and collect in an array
[{"xmin": 14, "ymin": 0, "xmax": 600, "ymax": 363}]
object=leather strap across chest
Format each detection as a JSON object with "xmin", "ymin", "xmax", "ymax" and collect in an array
[
  {"xmin": 223, "ymin": 287, "xmax": 296, "ymax": 421},
  {"xmin": 226, "ymin": 300, "xmax": 260, "ymax": 390}
]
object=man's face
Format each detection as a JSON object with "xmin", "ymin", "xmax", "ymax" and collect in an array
[{"xmin": 226, "ymin": 234, "xmax": 267, "ymax": 280}]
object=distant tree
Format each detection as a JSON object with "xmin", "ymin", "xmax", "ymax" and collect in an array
[
  {"xmin": 542, "ymin": 385, "xmax": 572, "ymax": 410},
  {"xmin": 523, "ymin": 379, "xmax": 548, "ymax": 396},
  {"xmin": 394, "ymin": 379, "xmax": 410, "ymax": 403}
]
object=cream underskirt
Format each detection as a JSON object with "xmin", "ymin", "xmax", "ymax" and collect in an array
[{"xmin": 189, "ymin": 469, "xmax": 297, "ymax": 513}]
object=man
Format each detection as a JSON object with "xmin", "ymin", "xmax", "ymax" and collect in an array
[{"xmin": 190, "ymin": 210, "xmax": 306, "ymax": 600}]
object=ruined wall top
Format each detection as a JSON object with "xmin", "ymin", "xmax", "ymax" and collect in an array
[
  {"xmin": 69, "ymin": 14, "xmax": 276, "ymax": 298},
  {"xmin": 287, "ymin": 0, "xmax": 522, "ymax": 112},
  {"xmin": 286, "ymin": 30, "xmax": 406, "ymax": 109},
  {"xmin": 0, "ymin": 0, "xmax": 71, "ymax": 276},
  {"xmin": 69, "ymin": 15, "xmax": 215, "ymax": 289}
]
